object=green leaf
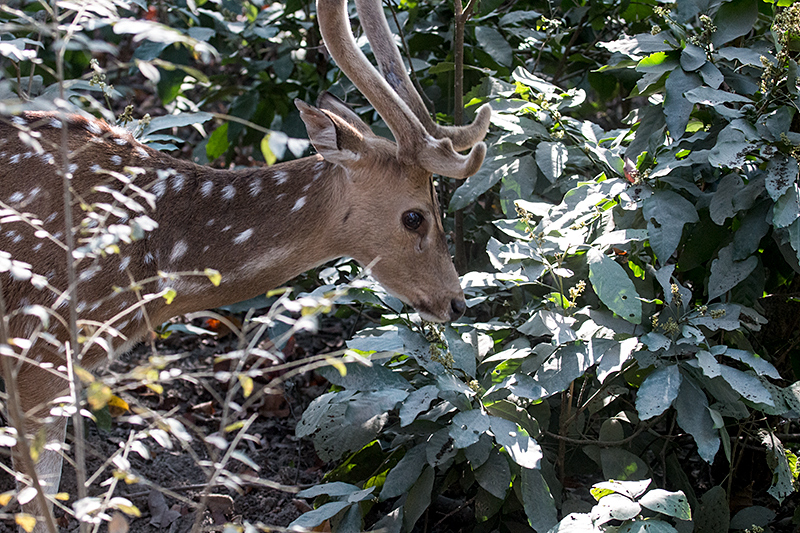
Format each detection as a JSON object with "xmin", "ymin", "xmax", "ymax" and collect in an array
[
  {"xmin": 636, "ymin": 365, "xmax": 682, "ymax": 420},
  {"xmin": 643, "ymin": 189, "xmax": 699, "ymax": 263},
  {"xmin": 535, "ymin": 141, "xmax": 568, "ymax": 183},
  {"xmin": 766, "ymin": 154, "xmax": 799, "ymax": 201},
  {"xmin": 709, "ymin": 174, "xmax": 744, "ymax": 224},
  {"xmin": 680, "ymin": 43, "xmax": 706, "ymax": 71},
  {"xmin": 774, "ymin": 184, "xmax": 800, "ymax": 229},
  {"xmin": 475, "ymin": 26, "xmax": 513, "ymax": 67},
  {"xmin": 712, "ymin": 0, "xmax": 758, "ymax": 47},
  {"xmin": 143, "ymin": 112, "xmax": 213, "ymax": 134},
  {"xmin": 398, "ymin": 385, "xmax": 439, "ymax": 427},
  {"xmin": 708, "ymin": 244, "xmax": 759, "ymax": 301},
  {"xmin": 297, "ymin": 482, "xmax": 363, "ymax": 499},
  {"xmin": 587, "ymin": 248, "xmax": 642, "ymax": 324},
  {"xmin": 450, "ymin": 409, "xmax": 491, "ymax": 449},
  {"xmin": 489, "ymin": 416, "xmax": 542, "ymax": 469},
  {"xmin": 639, "ymin": 489, "xmax": 692, "ymax": 520},
  {"xmin": 663, "ymin": 69, "xmax": 701, "ymax": 139},
  {"xmin": 288, "ymin": 501, "xmax": 351, "ymax": 529},
  {"xmin": 450, "ymin": 152, "xmax": 525, "ymax": 212},
  {"xmin": 380, "ymin": 444, "xmax": 426, "ymax": 500},
  {"xmin": 474, "ymin": 450, "xmax": 511, "ymax": 499},
  {"xmin": 694, "ymin": 486, "xmax": 729, "ymax": 533},
  {"xmin": 206, "ymin": 123, "xmax": 229, "ymax": 161},
  {"xmin": 675, "ymin": 379, "xmax": 719, "ymax": 463},
  {"xmin": 600, "ymin": 447, "xmax": 650, "ymax": 481},
  {"xmin": 403, "ymin": 466, "xmax": 434, "ymax": 531},
  {"xmin": 520, "ymin": 467, "xmax": 558, "ymax": 532},
  {"xmin": 592, "ymin": 493, "xmax": 641, "ymax": 526},
  {"xmin": 617, "ymin": 519, "xmax": 679, "ymax": 533}
]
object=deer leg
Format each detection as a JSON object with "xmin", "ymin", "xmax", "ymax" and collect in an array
[
  {"xmin": 11, "ymin": 416, "xmax": 66, "ymax": 533},
  {"xmin": 7, "ymin": 361, "xmax": 66, "ymax": 533}
]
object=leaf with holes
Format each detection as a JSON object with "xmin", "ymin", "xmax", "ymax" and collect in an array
[
  {"xmin": 587, "ymin": 248, "xmax": 642, "ymax": 324},
  {"xmin": 636, "ymin": 365, "xmax": 682, "ymax": 420},
  {"xmin": 643, "ymin": 189, "xmax": 699, "ymax": 263},
  {"xmin": 639, "ymin": 489, "xmax": 692, "ymax": 520}
]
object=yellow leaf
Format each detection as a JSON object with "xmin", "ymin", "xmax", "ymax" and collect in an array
[
  {"xmin": 54, "ymin": 492, "xmax": 70, "ymax": 501},
  {"xmin": 0, "ymin": 491, "xmax": 13, "ymax": 506},
  {"xmin": 325, "ymin": 357, "xmax": 347, "ymax": 377},
  {"xmin": 163, "ymin": 288, "xmax": 177, "ymax": 305},
  {"xmin": 73, "ymin": 366, "xmax": 95, "ymax": 384},
  {"xmin": 108, "ymin": 394, "xmax": 130, "ymax": 416},
  {"xmin": 29, "ymin": 429, "xmax": 46, "ymax": 464},
  {"xmin": 204, "ymin": 268, "xmax": 222, "ymax": 287},
  {"xmin": 266, "ymin": 287, "xmax": 290, "ymax": 297},
  {"xmin": 224, "ymin": 421, "xmax": 244, "ymax": 433},
  {"xmin": 115, "ymin": 504, "xmax": 141, "ymax": 517},
  {"xmin": 87, "ymin": 382, "xmax": 113, "ymax": 411},
  {"xmin": 238, "ymin": 375, "xmax": 254, "ymax": 398},
  {"xmin": 15, "ymin": 513, "xmax": 36, "ymax": 533},
  {"xmin": 260, "ymin": 135, "xmax": 277, "ymax": 166},
  {"xmin": 146, "ymin": 383, "xmax": 164, "ymax": 394}
]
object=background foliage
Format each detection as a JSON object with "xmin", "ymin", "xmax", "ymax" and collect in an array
[{"xmin": 1, "ymin": 0, "xmax": 800, "ymax": 532}]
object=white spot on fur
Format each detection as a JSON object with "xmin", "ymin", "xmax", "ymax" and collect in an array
[
  {"xmin": 33, "ymin": 243, "xmax": 43, "ymax": 252},
  {"xmin": 249, "ymin": 178, "xmax": 262, "ymax": 197},
  {"xmin": 171, "ymin": 174, "xmax": 185, "ymax": 192},
  {"xmin": 76, "ymin": 301, "xmax": 87, "ymax": 313},
  {"xmin": 144, "ymin": 252, "xmax": 154, "ymax": 264},
  {"xmin": 314, "ymin": 161, "xmax": 325, "ymax": 172},
  {"xmin": 12, "ymin": 116, "xmax": 26, "ymax": 126},
  {"xmin": 29, "ymin": 187, "xmax": 41, "ymax": 199},
  {"xmin": 119, "ymin": 256, "xmax": 131, "ymax": 271},
  {"xmin": 90, "ymin": 302, "xmax": 101, "ymax": 313},
  {"xmin": 222, "ymin": 225, "xmax": 231, "ymax": 232},
  {"xmin": 273, "ymin": 171, "xmax": 288, "ymax": 185},
  {"xmin": 68, "ymin": 163, "xmax": 78, "ymax": 174},
  {"xmin": 9, "ymin": 154, "xmax": 20, "ymax": 164},
  {"xmin": 276, "ymin": 193, "xmax": 286, "ymax": 200},
  {"xmin": 312, "ymin": 172, "xmax": 322, "ymax": 182},
  {"xmin": 86, "ymin": 121, "xmax": 103, "ymax": 135},
  {"xmin": 170, "ymin": 240, "xmax": 188, "ymax": 262},
  {"xmin": 40, "ymin": 153, "xmax": 55, "ymax": 165},
  {"xmin": 222, "ymin": 185, "xmax": 236, "ymax": 200},
  {"xmin": 46, "ymin": 212, "xmax": 58, "ymax": 224},
  {"xmin": 136, "ymin": 146, "xmax": 149, "ymax": 159},
  {"xmin": 9, "ymin": 192, "xmax": 24, "ymax": 202},
  {"xmin": 50, "ymin": 118, "xmax": 63, "ymax": 129},
  {"xmin": 110, "ymin": 155, "xmax": 122, "ymax": 166},
  {"xmin": 202, "ymin": 245, "xmax": 209, "ymax": 252},
  {"xmin": 302, "ymin": 183, "xmax": 311, "ymax": 192},
  {"xmin": 201, "ymin": 180, "xmax": 213, "ymax": 197},
  {"xmin": 206, "ymin": 219, "xmax": 215, "ymax": 226},
  {"xmin": 90, "ymin": 164, "xmax": 102, "ymax": 173},
  {"xmin": 23, "ymin": 151, "xmax": 33, "ymax": 159},
  {"xmin": 233, "ymin": 228, "xmax": 253, "ymax": 244},
  {"xmin": 292, "ymin": 197, "xmax": 306, "ymax": 212},
  {"xmin": 114, "ymin": 138, "xmax": 128, "ymax": 146},
  {"xmin": 79, "ymin": 267, "xmax": 98, "ymax": 281},
  {"xmin": 152, "ymin": 180, "xmax": 166, "ymax": 198}
]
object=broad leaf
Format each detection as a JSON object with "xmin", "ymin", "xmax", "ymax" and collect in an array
[
  {"xmin": 675, "ymin": 379, "xmax": 719, "ymax": 463},
  {"xmin": 636, "ymin": 365, "xmax": 682, "ymax": 420},
  {"xmin": 708, "ymin": 244, "xmax": 758, "ymax": 301},
  {"xmin": 643, "ymin": 189, "xmax": 699, "ymax": 263},
  {"xmin": 520, "ymin": 467, "xmax": 558, "ymax": 532},
  {"xmin": 587, "ymin": 247, "xmax": 642, "ymax": 324},
  {"xmin": 639, "ymin": 489, "xmax": 692, "ymax": 520}
]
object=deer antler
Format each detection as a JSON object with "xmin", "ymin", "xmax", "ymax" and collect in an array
[{"xmin": 316, "ymin": 0, "xmax": 490, "ymax": 179}]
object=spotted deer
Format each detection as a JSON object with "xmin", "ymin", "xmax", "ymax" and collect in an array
[{"xmin": 0, "ymin": 0, "xmax": 489, "ymax": 530}]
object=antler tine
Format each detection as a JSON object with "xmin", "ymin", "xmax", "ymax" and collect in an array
[
  {"xmin": 316, "ymin": 0, "xmax": 486, "ymax": 178},
  {"xmin": 354, "ymin": 0, "xmax": 491, "ymax": 152}
]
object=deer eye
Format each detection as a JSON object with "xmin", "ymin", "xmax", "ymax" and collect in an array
[{"xmin": 402, "ymin": 211, "xmax": 424, "ymax": 231}]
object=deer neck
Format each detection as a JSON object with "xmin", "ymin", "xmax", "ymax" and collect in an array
[{"xmin": 140, "ymin": 154, "xmax": 349, "ymax": 320}]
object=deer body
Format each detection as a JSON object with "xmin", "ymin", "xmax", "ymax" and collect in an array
[{"xmin": 1, "ymin": 0, "xmax": 489, "ymax": 530}]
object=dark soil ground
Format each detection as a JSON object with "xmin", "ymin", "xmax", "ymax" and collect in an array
[{"xmin": 0, "ymin": 313, "xmax": 359, "ymax": 532}]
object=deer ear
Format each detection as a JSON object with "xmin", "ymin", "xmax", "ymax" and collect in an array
[
  {"xmin": 316, "ymin": 92, "xmax": 372, "ymax": 136},
  {"xmin": 295, "ymin": 98, "xmax": 364, "ymax": 166}
]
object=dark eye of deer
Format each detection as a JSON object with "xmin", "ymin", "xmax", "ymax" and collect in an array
[{"xmin": 402, "ymin": 211, "xmax": 424, "ymax": 231}]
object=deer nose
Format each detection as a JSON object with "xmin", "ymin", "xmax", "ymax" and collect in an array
[{"xmin": 449, "ymin": 298, "xmax": 466, "ymax": 320}]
